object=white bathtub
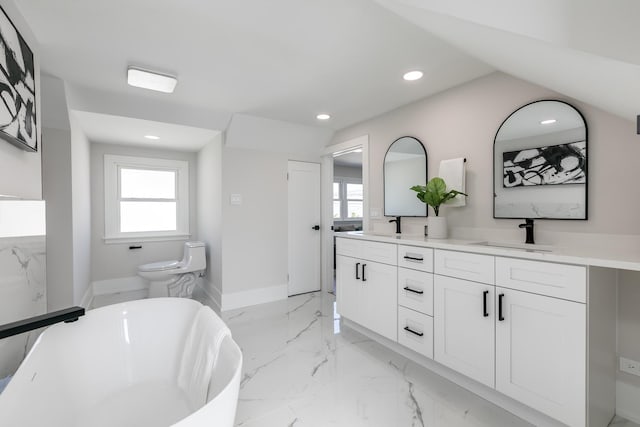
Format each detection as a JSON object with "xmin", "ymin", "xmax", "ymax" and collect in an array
[{"xmin": 0, "ymin": 298, "xmax": 242, "ymax": 427}]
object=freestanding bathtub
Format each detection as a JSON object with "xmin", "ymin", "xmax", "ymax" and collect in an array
[{"xmin": 0, "ymin": 298, "xmax": 242, "ymax": 427}]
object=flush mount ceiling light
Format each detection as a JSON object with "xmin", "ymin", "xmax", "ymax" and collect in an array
[
  {"xmin": 540, "ymin": 119, "xmax": 557, "ymax": 125},
  {"xmin": 127, "ymin": 67, "xmax": 177, "ymax": 93},
  {"xmin": 316, "ymin": 113, "xmax": 331, "ymax": 120},
  {"xmin": 144, "ymin": 135, "xmax": 160, "ymax": 140},
  {"xmin": 403, "ymin": 70, "xmax": 423, "ymax": 81}
]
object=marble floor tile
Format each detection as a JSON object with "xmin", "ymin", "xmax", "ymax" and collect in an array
[{"xmin": 224, "ymin": 291, "xmax": 533, "ymax": 427}]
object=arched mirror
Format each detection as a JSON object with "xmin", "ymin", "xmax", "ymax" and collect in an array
[
  {"xmin": 494, "ymin": 100, "xmax": 587, "ymax": 219},
  {"xmin": 384, "ymin": 136, "xmax": 427, "ymax": 217}
]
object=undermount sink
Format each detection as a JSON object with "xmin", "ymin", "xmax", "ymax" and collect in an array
[
  {"xmin": 470, "ymin": 241, "xmax": 553, "ymax": 252},
  {"xmin": 356, "ymin": 231, "xmax": 402, "ymax": 239}
]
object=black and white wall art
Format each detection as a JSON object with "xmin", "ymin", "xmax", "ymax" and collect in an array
[
  {"xmin": 0, "ymin": 6, "xmax": 37, "ymax": 152},
  {"xmin": 503, "ymin": 141, "xmax": 586, "ymax": 188}
]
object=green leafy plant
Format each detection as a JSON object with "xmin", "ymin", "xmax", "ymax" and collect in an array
[{"xmin": 410, "ymin": 177, "xmax": 467, "ymax": 216}]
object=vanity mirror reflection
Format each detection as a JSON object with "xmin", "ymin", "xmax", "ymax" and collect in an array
[
  {"xmin": 384, "ymin": 136, "xmax": 427, "ymax": 218},
  {"xmin": 494, "ymin": 100, "xmax": 588, "ymax": 220}
]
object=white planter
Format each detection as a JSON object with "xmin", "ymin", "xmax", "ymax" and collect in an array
[{"xmin": 427, "ymin": 216, "xmax": 448, "ymax": 239}]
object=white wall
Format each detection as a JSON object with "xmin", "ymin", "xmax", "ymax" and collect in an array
[
  {"xmin": 618, "ymin": 271, "xmax": 640, "ymax": 399},
  {"xmin": 42, "ymin": 128, "xmax": 73, "ymax": 309},
  {"xmin": 221, "ymin": 147, "xmax": 288, "ymax": 295},
  {"xmin": 196, "ymin": 135, "xmax": 223, "ymax": 308},
  {"xmin": 69, "ymin": 113, "xmax": 92, "ymax": 304},
  {"xmin": 332, "ymin": 72, "xmax": 640, "ymax": 238},
  {"xmin": 220, "ymin": 146, "xmax": 320, "ymax": 303},
  {"xmin": 41, "ymin": 74, "xmax": 73, "ymax": 311},
  {"xmin": 0, "ymin": 1, "xmax": 41, "ymax": 200},
  {"xmin": 89, "ymin": 142, "xmax": 198, "ymax": 282}
]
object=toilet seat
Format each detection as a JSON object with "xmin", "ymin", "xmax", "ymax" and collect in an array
[{"xmin": 139, "ymin": 260, "xmax": 182, "ymax": 272}]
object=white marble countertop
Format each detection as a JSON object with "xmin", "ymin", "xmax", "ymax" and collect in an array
[{"xmin": 336, "ymin": 231, "xmax": 640, "ymax": 272}]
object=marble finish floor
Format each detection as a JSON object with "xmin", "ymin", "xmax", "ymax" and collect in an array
[
  {"xmin": 86, "ymin": 290, "xmax": 638, "ymax": 427},
  {"xmin": 224, "ymin": 291, "xmax": 535, "ymax": 427}
]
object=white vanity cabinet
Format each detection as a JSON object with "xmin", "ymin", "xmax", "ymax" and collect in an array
[
  {"xmin": 495, "ymin": 259, "xmax": 587, "ymax": 427},
  {"xmin": 336, "ymin": 238, "xmax": 398, "ymax": 341},
  {"xmin": 336, "ymin": 235, "xmax": 616, "ymax": 427}
]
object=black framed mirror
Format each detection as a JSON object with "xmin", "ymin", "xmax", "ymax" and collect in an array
[
  {"xmin": 384, "ymin": 136, "xmax": 427, "ymax": 217},
  {"xmin": 493, "ymin": 100, "xmax": 587, "ymax": 219}
]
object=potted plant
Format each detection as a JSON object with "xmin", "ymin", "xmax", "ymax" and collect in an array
[{"xmin": 410, "ymin": 177, "xmax": 467, "ymax": 239}]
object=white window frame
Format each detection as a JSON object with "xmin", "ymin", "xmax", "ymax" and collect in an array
[
  {"xmin": 104, "ymin": 154, "xmax": 190, "ymax": 244},
  {"xmin": 333, "ymin": 177, "xmax": 363, "ymax": 221}
]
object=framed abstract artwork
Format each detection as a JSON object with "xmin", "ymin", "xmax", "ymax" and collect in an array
[
  {"xmin": 0, "ymin": 5, "xmax": 37, "ymax": 152},
  {"xmin": 502, "ymin": 141, "xmax": 586, "ymax": 188}
]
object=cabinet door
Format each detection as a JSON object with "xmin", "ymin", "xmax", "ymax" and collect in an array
[
  {"xmin": 360, "ymin": 260, "xmax": 398, "ymax": 341},
  {"xmin": 434, "ymin": 275, "xmax": 495, "ymax": 387},
  {"xmin": 495, "ymin": 288, "xmax": 586, "ymax": 427},
  {"xmin": 336, "ymin": 255, "xmax": 361, "ymax": 323}
]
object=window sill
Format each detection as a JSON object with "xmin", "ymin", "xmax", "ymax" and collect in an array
[{"xmin": 103, "ymin": 233, "xmax": 191, "ymax": 245}]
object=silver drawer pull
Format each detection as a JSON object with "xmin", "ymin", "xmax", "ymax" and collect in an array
[
  {"xmin": 403, "ymin": 326, "xmax": 424, "ymax": 337},
  {"xmin": 403, "ymin": 286, "xmax": 424, "ymax": 295}
]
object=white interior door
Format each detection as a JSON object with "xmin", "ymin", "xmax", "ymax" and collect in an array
[{"xmin": 288, "ymin": 161, "xmax": 321, "ymax": 296}]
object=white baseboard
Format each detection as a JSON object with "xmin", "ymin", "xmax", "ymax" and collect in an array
[
  {"xmin": 92, "ymin": 276, "xmax": 147, "ymax": 296},
  {"xmin": 221, "ymin": 284, "xmax": 288, "ymax": 312},
  {"xmin": 195, "ymin": 279, "xmax": 221, "ymax": 313},
  {"xmin": 79, "ymin": 285, "xmax": 94, "ymax": 310},
  {"xmin": 616, "ymin": 380, "xmax": 640, "ymax": 424}
]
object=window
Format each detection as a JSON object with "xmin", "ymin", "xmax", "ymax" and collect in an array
[
  {"xmin": 104, "ymin": 155, "xmax": 189, "ymax": 243},
  {"xmin": 333, "ymin": 178, "xmax": 363, "ymax": 220}
]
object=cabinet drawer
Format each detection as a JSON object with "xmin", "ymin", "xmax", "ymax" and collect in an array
[
  {"xmin": 398, "ymin": 306, "xmax": 433, "ymax": 359},
  {"xmin": 397, "ymin": 245, "xmax": 433, "ymax": 272},
  {"xmin": 398, "ymin": 268, "xmax": 433, "ymax": 316},
  {"xmin": 336, "ymin": 238, "xmax": 397, "ymax": 265},
  {"xmin": 496, "ymin": 257, "xmax": 586, "ymax": 303},
  {"xmin": 434, "ymin": 250, "xmax": 494, "ymax": 284}
]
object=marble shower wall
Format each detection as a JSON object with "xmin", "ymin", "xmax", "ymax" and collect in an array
[{"xmin": 0, "ymin": 201, "xmax": 46, "ymax": 379}]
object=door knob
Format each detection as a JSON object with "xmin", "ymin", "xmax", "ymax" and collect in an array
[{"xmin": 312, "ymin": 225, "xmax": 320, "ymax": 230}]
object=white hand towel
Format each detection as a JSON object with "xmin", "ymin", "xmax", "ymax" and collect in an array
[
  {"xmin": 439, "ymin": 158, "xmax": 466, "ymax": 207},
  {"xmin": 178, "ymin": 306, "xmax": 231, "ymax": 410}
]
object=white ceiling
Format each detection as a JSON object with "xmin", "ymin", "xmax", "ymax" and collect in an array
[
  {"xmin": 72, "ymin": 111, "xmax": 220, "ymax": 151},
  {"xmin": 15, "ymin": 0, "xmax": 638, "ymax": 150},
  {"xmin": 374, "ymin": 0, "xmax": 640, "ymax": 123},
  {"xmin": 15, "ymin": 0, "xmax": 494, "ymax": 133}
]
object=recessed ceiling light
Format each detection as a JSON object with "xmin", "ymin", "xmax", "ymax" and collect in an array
[
  {"xmin": 317, "ymin": 114, "xmax": 331, "ymax": 120},
  {"xmin": 144, "ymin": 135, "xmax": 160, "ymax": 140},
  {"xmin": 127, "ymin": 67, "xmax": 177, "ymax": 93},
  {"xmin": 540, "ymin": 119, "xmax": 557, "ymax": 125},
  {"xmin": 403, "ymin": 70, "xmax": 423, "ymax": 81}
]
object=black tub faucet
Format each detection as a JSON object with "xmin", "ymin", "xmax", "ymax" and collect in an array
[
  {"xmin": 519, "ymin": 218, "xmax": 535, "ymax": 244},
  {"xmin": 389, "ymin": 216, "xmax": 401, "ymax": 234}
]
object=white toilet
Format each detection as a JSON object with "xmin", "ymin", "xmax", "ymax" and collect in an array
[{"xmin": 137, "ymin": 241, "xmax": 206, "ymax": 298}]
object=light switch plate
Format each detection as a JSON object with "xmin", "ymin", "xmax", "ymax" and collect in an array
[
  {"xmin": 230, "ymin": 194, "xmax": 242, "ymax": 205},
  {"xmin": 620, "ymin": 357, "xmax": 640, "ymax": 377},
  {"xmin": 370, "ymin": 208, "xmax": 381, "ymax": 218}
]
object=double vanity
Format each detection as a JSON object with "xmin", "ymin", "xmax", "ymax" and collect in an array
[{"xmin": 335, "ymin": 231, "xmax": 625, "ymax": 427}]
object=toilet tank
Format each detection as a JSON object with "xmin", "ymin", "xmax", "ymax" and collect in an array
[{"xmin": 181, "ymin": 241, "xmax": 206, "ymax": 271}]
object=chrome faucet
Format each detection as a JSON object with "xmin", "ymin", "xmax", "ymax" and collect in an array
[
  {"xmin": 518, "ymin": 218, "xmax": 535, "ymax": 244},
  {"xmin": 388, "ymin": 216, "xmax": 401, "ymax": 234}
]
